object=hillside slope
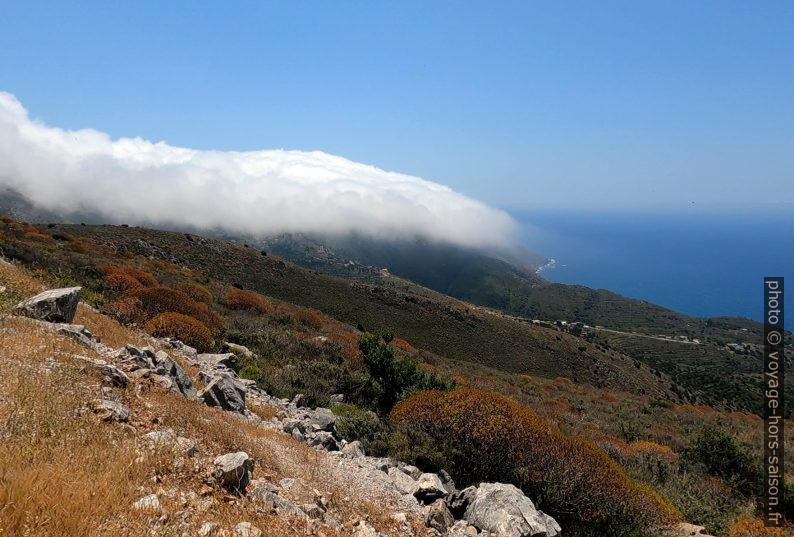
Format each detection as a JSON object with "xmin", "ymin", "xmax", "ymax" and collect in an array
[{"xmin": 36, "ymin": 223, "xmax": 677, "ymax": 400}]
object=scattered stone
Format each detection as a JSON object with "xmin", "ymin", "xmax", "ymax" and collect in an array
[
  {"xmin": 291, "ymin": 393, "xmax": 307, "ymax": 408},
  {"xmin": 224, "ymin": 342, "xmax": 254, "ymax": 358},
  {"xmin": 197, "ymin": 353, "xmax": 238, "ymax": 370},
  {"xmin": 212, "ymin": 452, "xmax": 253, "ymax": 494},
  {"xmin": 352, "ymin": 520, "xmax": 386, "ymax": 537},
  {"xmin": 74, "ymin": 355, "xmax": 130, "ymax": 387},
  {"xmin": 175, "ymin": 436, "xmax": 197, "ymax": 457},
  {"xmin": 154, "ymin": 353, "xmax": 196, "ymax": 398},
  {"xmin": 424, "ymin": 498, "xmax": 455, "ymax": 533},
  {"xmin": 197, "ymin": 521, "xmax": 219, "ymax": 536},
  {"xmin": 662, "ymin": 523, "xmax": 716, "ymax": 537},
  {"xmin": 247, "ymin": 479, "xmax": 279, "ymax": 501},
  {"xmin": 447, "ymin": 486, "xmax": 476, "ymax": 518},
  {"xmin": 324, "ymin": 515, "xmax": 344, "ymax": 531},
  {"xmin": 234, "ymin": 522, "xmax": 262, "ymax": 537},
  {"xmin": 438, "ymin": 468, "xmax": 456, "ymax": 493},
  {"xmin": 463, "ymin": 483, "xmax": 560, "ymax": 537},
  {"xmin": 308, "ymin": 408, "xmax": 336, "ymax": 432},
  {"xmin": 199, "ymin": 376, "xmax": 246, "ymax": 413},
  {"xmin": 14, "ymin": 287, "xmax": 81, "ymax": 323},
  {"xmin": 447, "ymin": 521, "xmax": 480, "ymax": 537},
  {"xmin": 143, "ymin": 429, "xmax": 178, "ymax": 448},
  {"xmin": 302, "ymin": 503, "xmax": 325, "ymax": 519},
  {"xmin": 414, "ymin": 473, "xmax": 447, "ymax": 504},
  {"xmin": 91, "ymin": 399, "xmax": 129, "ymax": 422},
  {"xmin": 132, "ymin": 494, "xmax": 160, "ymax": 511},
  {"xmin": 401, "ymin": 465, "xmax": 422, "ymax": 479},
  {"xmin": 329, "ymin": 393, "xmax": 345, "ymax": 404},
  {"xmin": 388, "ymin": 467, "xmax": 419, "ymax": 495},
  {"xmin": 342, "ymin": 440, "xmax": 364, "ymax": 458},
  {"xmin": 308, "ymin": 431, "xmax": 339, "ymax": 451},
  {"xmin": 283, "ymin": 418, "xmax": 307, "ymax": 435}
]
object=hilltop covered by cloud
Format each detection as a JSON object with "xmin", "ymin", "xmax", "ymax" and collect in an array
[{"xmin": 0, "ymin": 92, "xmax": 515, "ymax": 248}]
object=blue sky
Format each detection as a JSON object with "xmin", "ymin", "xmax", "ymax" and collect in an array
[{"xmin": 1, "ymin": 1, "xmax": 792, "ymax": 208}]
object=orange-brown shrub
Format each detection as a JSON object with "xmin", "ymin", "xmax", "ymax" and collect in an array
[
  {"xmin": 23, "ymin": 231, "xmax": 56, "ymax": 245},
  {"xmin": 390, "ymin": 388, "xmax": 680, "ymax": 533},
  {"xmin": 224, "ymin": 288, "xmax": 273, "ymax": 314},
  {"xmin": 101, "ymin": 296, "xmax": 143, "ymax": 325},
  {"xmin": 176, "ymin": 282, "xmax": 213, "ymax": 304},
  {"xmin": 103, "ymin": 271, "xmax": 144, "ymax": 294},
  {"xmin": 392, "ymin": 337, "xmax": 415, "ymax": 353},
  {"xmin": 98, "ymin": 264, "xmax": 158, "ymax": 290},
  {"xmin": 144, "ymin": 312, "xmax": 213, "ymax": 351},
  {"xmin": 130, "ymin": 287, "xmax": 222, "ymax": 332},
  {"xmin": 728, "ymin": 516, "xmax": 790, "ymax": 537},
  {"xmin": 293, "ymin": 308, "xmax": 326, "ymax": 330},
  {"xmin": 0, "ymin": 214, "xmax": 14, "ymax": 224},
  {"xmin": 328, "ymin": 330, "xmax": 361, "ymax": 364}
]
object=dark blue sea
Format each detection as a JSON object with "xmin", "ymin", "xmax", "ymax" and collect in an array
[{"xmin": 511, "ymin": 207, "xmax": 793, "ymax": 330}]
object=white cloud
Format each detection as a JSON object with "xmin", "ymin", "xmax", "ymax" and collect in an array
[{"xmin": 0, "ymin": 91, "xmax": 516, "ymax": 247}]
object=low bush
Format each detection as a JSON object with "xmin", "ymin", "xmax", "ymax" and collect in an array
[
  {"xmin": 293, "ymin": 308, "xmax": 327, "ymax": 330},
  {"xmin": 331, "ymin": 403, "xmax": 390, "ymax": 456},
  {"xmin": 101, "ymin": 296, "xmax": 143, "ymax": 324},
  {"xmin": 177, "ymin": 282, "xmax": 213, "ymax": 304},
  {"xmin": 684, "ymin": 427, "xmax": 759, "ymax": 496},
  {"xmin": 390, "ymin": 388, "xmax": 681, "ymax": 535},
  {"xmin": 131, "ymin": 286, "xmax": 222, "ymax": 332},
  {"xmin": 144, "ymin": 312, "xmax": 213, "ymax": 351},
  {"xmin": 98, "ymin": 264, "xmax": 157, "ymax": 289},
  {"xmin": 359, "ymin": 331, "xmax": 454, "ymax": 414},
  {"xmin": 224, "ymin": 288, "xmax": 273, "ymax": 314},
  {"xmin": 103, "ymin": 271, "xmax": 144, "ymax": 294}
]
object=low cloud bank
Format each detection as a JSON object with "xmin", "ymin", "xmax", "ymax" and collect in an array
[{"xmin": 0, "ymin": 92, "xmax": 516, "ymax": 248}]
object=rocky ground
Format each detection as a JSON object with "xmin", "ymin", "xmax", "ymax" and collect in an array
[
  {"xmin": 0, "ymin": 261, "xmax": 718, "ymax": 537},
  {"xmin": 0, "ymin": 278, "xmax": 562, "ymax": 537}
]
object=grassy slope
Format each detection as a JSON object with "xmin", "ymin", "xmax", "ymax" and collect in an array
[{"xmin": 35, "ymin": 224, "xmax": 676, "ymax": 400}]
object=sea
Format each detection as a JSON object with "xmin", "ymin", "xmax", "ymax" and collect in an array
[{"xmin": 511, "ymin": 206, "xmax": 794, "ymax": 330}]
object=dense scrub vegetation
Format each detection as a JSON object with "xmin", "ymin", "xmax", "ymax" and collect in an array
[
  {"xmin": 1, "ymin": 216, "xmax": 791, "ymax": 535},
  {"xmin": 390, "ymin": 388, "xmax": 680, "ymax": 535}
]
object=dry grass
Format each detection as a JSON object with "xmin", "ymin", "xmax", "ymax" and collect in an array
[
  {"xmin": 74, "ymin": 303, "xmax": 148, "ymax": 349},
  {"xmin": 0, "ymin": 259, "xmax": 424, "ymax": 536}
]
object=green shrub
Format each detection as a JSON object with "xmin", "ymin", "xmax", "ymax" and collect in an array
[
  {"xmin": 684, "ymin": 427, "xmax": 759, "ymax": 495},
  {"xmin": 359, "ymin": 331, "xmax": 453, "ymax": 414},
  {"xmin": 331, "ymin": 403, "xmax": 390, "ymax": 456}
]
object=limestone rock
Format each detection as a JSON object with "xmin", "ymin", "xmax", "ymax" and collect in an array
[
  {"xmin": 234, "ymin": 522, "xmax": 262, "ymax": 537},
  {"xmin": 199, "ymin": 376, "xmax": 246, "ymax": 413},
  {"xmin": 447, "ymin": 521, "xmax": 480, "ymax": 537},
  {"xmin": 308, "ymin": 408, "xmax": 336, "ymax": 432},
  {"xmin": 224, "ymin": 342, "xmax": 254, "ymax": 358},
  {"xmin": 463, "ymin": 483, "xmax": 560, "ymax": 537},
  {"xmin": 197, "ymin": 353, "xmax": 238, "ymax": 370},
  {"xmin": 424, "ymin": 498, "xmax": 454, "ymax": 533},
  {"xmin": 91, "ymin": 399, "xmax": 129, "ymax": 422},
  {"xmin": 14, "ymin": 287, "xmax": 81, "ymax": 323},
  {"xmin": 414, "ymin": 473, "xmax": 447, "ymax": 504},
  {"xmin": 447, "ymin": 486, "xmax": 476, "ymax": 519},
  {"xmin": 342, "ymin": 440, "xmax": 365, "ymax": 458},
  {"xmin": 308, "ymin": 431, "xmax": 339, "ymax": 451},
  {"xmin": 132, "ymin": 494, "xmax": 160, "ymax": 511},
  {"xmin": 388, "ymin": 466, "xmax": 419, "ymax": 495},
  {"xmin": 198, "ymin": 521, "xmax": 219, "ymax": 536},
  {"xmin": 154, "ymin": 353, "xmax": 196, "ymax": 398},
  {"xmin": 74, "ymin": 355, "xmax": 130, "ymax": 387},
  {"xmin": 212, "ymin": 452, "xmax": 253, "ymax": 493},
  {"xmin": 352, "ymin": 520, "xmax": 386, "ymax": 537}
]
